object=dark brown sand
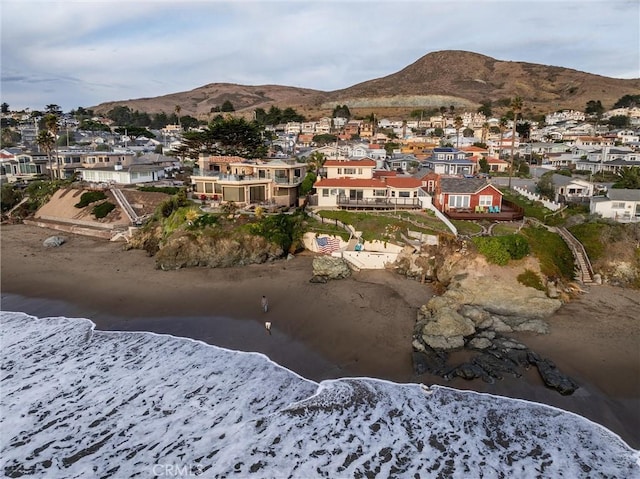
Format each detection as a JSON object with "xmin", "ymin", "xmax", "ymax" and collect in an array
[{"xmin": 1, "ymin": 224, "xmax": 638, "ymax": 448}]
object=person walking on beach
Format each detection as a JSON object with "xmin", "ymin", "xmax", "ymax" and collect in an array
[{"xmin": 261, "ymin": 295, "xmax": 269, "ymax": 313}]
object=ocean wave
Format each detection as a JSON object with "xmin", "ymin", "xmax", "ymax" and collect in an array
[{"xmin": 1, "ymin": 311, "xmax": 638, "ymax": 478}]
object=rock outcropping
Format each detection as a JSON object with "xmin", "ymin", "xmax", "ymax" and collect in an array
[{"xmin": 408, "ymin": 248, "xmax": 577, "ymax": 395}]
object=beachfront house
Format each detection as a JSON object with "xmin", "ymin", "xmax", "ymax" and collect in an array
[
  {"xmin": 190, "ymin": 156, "xmax": 307, "ymax": 207},
  {"xmin": 590, "ymin": 189, "xmax": 640, "ymax": 222},
  {"xmin": 428, "ymin": 176, "xmax": 523, "ymax": 220},
  {"xmin": 79, "ymin": 163, "xmax": 166, "ymax": 185},
  {"xmin": 550, "ymin": 174, "xmax": 594, "ymax": 204},
  {"xmin": 314, "ymin": 158, "xmax": 427, "ymax": 209}
]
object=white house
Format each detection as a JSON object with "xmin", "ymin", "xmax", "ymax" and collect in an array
[
  {"xmin": 590, "ymin": 189, "xmax": 640, "ymax": 222},
  {"xmin": 550, "ymin": 174, "xmax": 594, "ymax": 203},
  {"xmin": 79, "ymin": 164, "xmax": 165, "ymax": 185}
]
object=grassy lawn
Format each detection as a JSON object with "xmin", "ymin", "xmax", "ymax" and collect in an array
[
  {"xmin": 450, "ymin": 220, "xmax": 484, "ymax": 236},
  {"xmin": 314, "ymin": 210, "xmax": 451, "ymax": 242},
  {"xmin": 491, "ymin": 223, "xmax": 521, "ymax": 235}
]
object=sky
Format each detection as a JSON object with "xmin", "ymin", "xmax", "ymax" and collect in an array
[{"xmin": 1, "ymin": 0, "xmax": 639, "ymax": 113}]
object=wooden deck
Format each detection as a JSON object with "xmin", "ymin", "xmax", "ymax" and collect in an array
[{"xmin": 445, "ymin": 200, "xmax": 524, "ymax": 221}]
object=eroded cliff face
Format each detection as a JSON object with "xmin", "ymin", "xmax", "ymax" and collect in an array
[{"xmin": 127, "ymin": 228, "xmax": 283, "ymax": 270}]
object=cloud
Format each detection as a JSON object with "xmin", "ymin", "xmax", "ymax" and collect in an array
[{"xmin": 1, "ymin": 0, "xmax": 638, "ymax": 111}]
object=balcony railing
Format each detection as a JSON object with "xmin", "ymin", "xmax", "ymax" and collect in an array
[
  {"xmin": 192, "ymin": 169, "xmax": 301, "ymax": 185},
  {"xmin": 337, "ymin": 195, "xmax": 421, "ymax": 209}
]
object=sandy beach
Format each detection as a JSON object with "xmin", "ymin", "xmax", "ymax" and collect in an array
[{"xmin": 1, "ymin": 223, "xmax": 639, "ymax": 448}]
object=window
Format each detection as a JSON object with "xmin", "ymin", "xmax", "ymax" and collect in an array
[
  {"xmin": 479, "ymin": 195, "xmax": 493, "ymax": 206},
  {"xmin": 399, "ymin": 191, "xmax": 410, "ymax": 198},
  {"xmin": 373, "ymin": 189, "xmax": 386, "ymax": 197},
  {"xmin": 357, "ymin": 168, "xmax": 363, "ymax": 175},
  {"xmin": 205, "ymin": 183, "xmax": 213, "ymax": 193},
  {"xmin": 448, "ymin": 195, "xmax": 470, "ymax": 208},
  {"xmin": 611, "ymin": 202, "xmax": 625, "ymax": 209},
  {"xmin": 344, "ymin": 168, "xmax": 356, "ymax": 175},
  {"xmin": 322, "ymin": 189, "xmax": 329, "ymax": 197},
  {"xmin": 337, "ymin": 168, "xmax": 342, "ymax": 175}
]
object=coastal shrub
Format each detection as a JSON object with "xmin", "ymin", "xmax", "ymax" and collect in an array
[
  {"xmin": 521, "ymin": 226, "xmax": 575, "ymax": 280},
  {"xmin": 472, "ymin": 237, "xmax": 511, "ymax": 265},
  {"xmin": 1, "ymin": 184, "xmax": 22, "ymax": 212},
  {"xmin": 249, "ymin": 211, "xmax": 306, "ymax": 254},
  {"xmin": 75, "ymin": 190, "xmax": 107, "ymax": 208},
  {"xmin": 157, "ymin": 191, "xmax": 189, "ymax": 218},
  {"xmin": 24, "ymin": 180, "xmax": 66, "ymax": 211},
  {"xmin": 472, "ymin": 234, "xmax": 530, "ymax": 265},
  {"xmin": 517, "ymin": 269, "xmax": 546, "ymax": 291},
  {"xmin": 568, "ymin": 222, "xmax": 606, "ymax": 260},
  {"xmin": 92, "ymin": 201, "xmax": 115, "ymax": 218},
  {"xmin": 191, "ymin": 213, "xmax": 219, "ymax": 229}
]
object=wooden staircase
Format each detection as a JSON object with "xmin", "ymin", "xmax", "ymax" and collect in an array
[{"xmin": 556, "ymin": 226, "xmax": 594, "ymax": 284}]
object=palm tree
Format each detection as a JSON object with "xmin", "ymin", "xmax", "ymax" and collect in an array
[
  {"xmin": 454, "ymin": 116, "xmax": 463, "ymax": 149},
  {"xmin": 508, "ymin": 96, "xmax": 523, "ymax": 189},
  {"xmin": 307, "ymin": 151, "xmax": 327, "ymax": 177},
  {"xmin": 44, "ymin": 114, "xmax": 59, "ymax": 179},
  {"xmin": 175, "ymin": 105, "xmax": 182, "ymax": 129},
  {"xmin": 36, "ymin": 130, "xmax": 55, "ymax": 179}
]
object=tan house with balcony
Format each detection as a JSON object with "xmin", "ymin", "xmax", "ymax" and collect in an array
[{"xmin": 191, "ymin": 157, "xmax": 307, "ymax": 207}]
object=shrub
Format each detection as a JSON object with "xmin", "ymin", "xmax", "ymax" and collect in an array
[
  {"xmin": 472, "ymin": 234, "xmax": 530, "ymax": 265},
  {"xmin": 517, "ymin": 269, "xmax": 546, "ymax": 291},
  {"xmin": 1, "ymin": 184, "xmax": 22, "ymax": 212},
  {"xmin": 472, "ymin": 237, "xmax": 511, "ymax": 265},
  {"xmin": 92, "ymin": 201, "xmax": 115, "ymax": 218},
  {"xmin": 75, "ymin": 191, "xmax": 107, "ymax": 208},
  {"xmin": 157, "ymin": 192, "xmax": 189, "ymax": 218}
]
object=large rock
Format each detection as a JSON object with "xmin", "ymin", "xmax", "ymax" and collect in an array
[
  {"xmin": 452, "ymin": 276, "xmax": 562, "ymax": 319},
  {"xmin": 421, "ymin": 307, "xmax": 476, "ymax": 350},
  {"xmin": 43, "ymin": 236, "xmax": 66, "ymax": 247},
  {"xmin": 312, "ymin": 255, "xmax": 351, "ymax": 279}
]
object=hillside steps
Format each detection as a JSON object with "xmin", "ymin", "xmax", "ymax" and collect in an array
[
  {"xmin": 110, "ymin": 188, "xmax": 140, "ymax": 225},
  {"xmin": 555, "ymin": 226, "xmax": 595, "ymax": 284}
]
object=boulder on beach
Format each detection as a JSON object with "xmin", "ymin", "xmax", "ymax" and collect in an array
[{"xmin": 43, "ymin": 236, "xmax": 66, "ymax": 248}]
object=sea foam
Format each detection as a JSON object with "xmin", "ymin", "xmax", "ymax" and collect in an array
[{"xmin": 1, "ymin": 311, "xmax": 638, "ymax": 478}]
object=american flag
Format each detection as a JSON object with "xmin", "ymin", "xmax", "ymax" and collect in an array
[{"xmin": 315, "ymin": 236, "xmax": 341, "ymax": 254}]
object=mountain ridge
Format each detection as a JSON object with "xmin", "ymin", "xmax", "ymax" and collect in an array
[{"xmin": 92, "ymin": 50, "xmax": 640, "ymax": 119}]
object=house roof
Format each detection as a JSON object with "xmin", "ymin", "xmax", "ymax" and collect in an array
[
  {"xmin": 315, "ymin": 177, "xmax": 387, "ymax": 188},
  {"xmin": 440, "ymin": 177, "xmax": 499, "ymax": 195},
  {"xmin": 460, "ymin": 146, "xmax": 488, "ymax": 153},
  {"xmin": 608, "ymin": 189, "xmax": 640, "ymax": 201},
  {"xmin": 486, "ymin": 157, "xmax": 508, "ymax": 164},
  {"xmin": 373, "ymin": 170, "xmax": 398, "ymax": 179},
  {"xmin": 384, "ymin": 177, "xmax": 423, "ymax": 189},
  {"xmin": 204, "ymin": 155, "xmax": 246, "ymax": 163},
  {"xmin": 324, "ymin": 159, "xmax": 376, "ymax": 167},
  {"xmin": 551, "ymin": 174, "xmax": 591, "ymax": 186}
]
